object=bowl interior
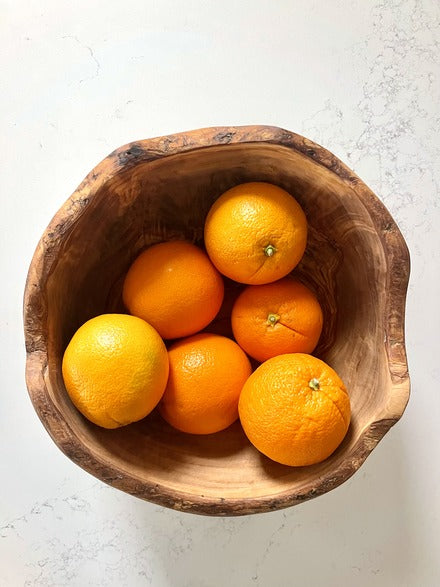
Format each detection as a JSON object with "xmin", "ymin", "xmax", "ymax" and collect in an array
[{"xmin": 42, "ymin": 142, "xmax": 395, "ymax": 503}]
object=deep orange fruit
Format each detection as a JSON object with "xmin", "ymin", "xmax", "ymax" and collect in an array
[
  {"xmin": 122, "ymin": 241, "xmax": 224, "ymax": 339},
  {"xmin": 239, "ymin": 353, "xmax": 350, "ymax": 466},
  {"xmin": 204, "ymin": 182, "xmax": 307, "ymax": 285},
  {"xmin": 160, "ymin": 333, "xmax": 252, "ymax": 434},
  {"xmin": 231, "ymin": 277, "xmax": 323, "ymax": 362}
]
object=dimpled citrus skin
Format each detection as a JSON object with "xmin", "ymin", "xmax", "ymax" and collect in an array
[
  {"xmin": 62, "ymin": 314, "xmax": 169, "ymax": 429},
  {"xmin": 204, "ymin": 182, "xmax": 307, "ymax": 285},
  {"xmin": 231, "ymin": 277, "xmax": 323, "ymax": 362},
  {"xmin": 239, "ymin": 354, "xmax": 350, "ymax": 466},
  {"xmin": 160, "ymin": 333, "xmax": 252, "ymax": 434},
  {"xmin": 122, "ymin": 241, "xmax": 224, "ymax": 340}
]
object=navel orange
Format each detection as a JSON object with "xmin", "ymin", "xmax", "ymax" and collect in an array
[
  {"xmin": 231, "ymin": 277, "xmax": 323, "ymax": 362},
  {"xmin": 122, "ymin": 241, "xmax": 224, "ymax": 339},
  {"xmin": 204, "ymin": 182, "xmax": 307, "ymax": 285},
  {"xmin": 239, "ymin": 353, "xmax": 350, "ymax": 466},
  {"xmin": 160, "ymin": 333, "xmax": 252, "ymax": 434},
  {"xmin": 62, "ymin": 314, "xmax": 169, "ymax": 429}
]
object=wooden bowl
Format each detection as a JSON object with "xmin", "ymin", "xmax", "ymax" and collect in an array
[{"xmin": 24, "ymin": 126, "xmax": 410, "ymax": 516}]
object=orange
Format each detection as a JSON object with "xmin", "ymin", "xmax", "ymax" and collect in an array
[
  {"xmin": 122, "ymin": 241, "xmax": 224, "ymax": 339},
  {"xmin": 231, "ymin": 277, "xmax": 323, "ymax": 362},
  {"xmin": 160, "ymin": 333, "xmax": 252, "ymax": 434},
  {"xmin": 204, "ymin": 182, "xmax": 307, "ymax": 285},
  {"xmin": 62, "ymin": 314, "xmax": 169, "ymax": 429},
  {"xmin": 239, "ymin": 353, "xmax": 350, "ymax": 466}
]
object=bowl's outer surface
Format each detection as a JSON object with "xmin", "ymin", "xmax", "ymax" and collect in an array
[{"xmin": 24, "ymin": 126, "xmax": 410, "ymax": 516}]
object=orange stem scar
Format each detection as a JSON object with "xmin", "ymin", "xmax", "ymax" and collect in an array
[
  {"xmin": 264, "ymin": 244, "xmax": 276, "ymax": 257},
  {"xmin": 267, "ymin": 313, "xmax": 280, "ymax": 326}
]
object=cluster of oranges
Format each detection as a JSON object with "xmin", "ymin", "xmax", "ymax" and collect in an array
[{"xmin": 62, "ymin": 182, "xmax": 350, "ymax": 467}]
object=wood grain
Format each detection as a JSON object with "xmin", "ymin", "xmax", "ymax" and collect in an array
[{"xmin": 23, "ymin": 126, "xmax": 410, "ymax": 516}]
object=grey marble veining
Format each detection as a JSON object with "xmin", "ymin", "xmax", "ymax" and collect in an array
[{"xmin": 1, "ymin": 1, "xmax": 439, "ymax": 585}]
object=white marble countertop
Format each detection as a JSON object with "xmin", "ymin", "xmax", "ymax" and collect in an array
[{"xmin": 2, "ymin": 1, "xmax": 439, "ymax": 585}]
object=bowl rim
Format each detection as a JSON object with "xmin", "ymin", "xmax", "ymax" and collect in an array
[{"xmin": 23, "ymin": 125, "xmax": 410, "ymax": 516}]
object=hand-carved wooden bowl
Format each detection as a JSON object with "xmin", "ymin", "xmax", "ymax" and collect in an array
[{"xmin": 24, "ymin": 126, "xmax": 410, "ymax": 516}]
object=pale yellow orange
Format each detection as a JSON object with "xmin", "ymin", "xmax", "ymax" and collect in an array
[{"xmin": 62, "ymin": 314, "xmax": 169, "ymax": 429}]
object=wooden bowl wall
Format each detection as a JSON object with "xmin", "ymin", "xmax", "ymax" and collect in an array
[{"xmin": 24, "ymin": 126, "xmax": 410, "ymax": 516}]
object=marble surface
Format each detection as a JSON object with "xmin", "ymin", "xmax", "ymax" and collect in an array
[{"xmin": 2, "ymin": 0, "xmax": 439, "ymax": 585}]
